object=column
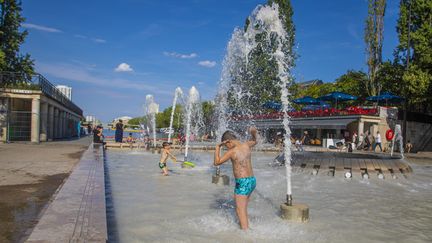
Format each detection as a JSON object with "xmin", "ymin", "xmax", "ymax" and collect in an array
[
  {"xmin": 357, "ymin": 120, "xmax": 364, "ymax": 136},
  {"xmin": 54, "ymin": 108, "xmax": 59, "ymax": 139},
  {"xmin": 372, "ymin": 124, "xmax": 379, "ymax": 136},
  {"xmin": 0, "ymin": 98, "xmax": 8, "ymax": 142},
  {"xmin": 60, "ymin": 111, "xmax": 65, "ymax": 138},
  {"xmin": 316, "ymin": 128, "xmax": 322, "ymax": 140},
  {"xmin": 48, "ymin": 105, "xmax": 54, "ymax": 141},
  {"xmin": 40, "ymin": 102, "xmax": 48, "ymax": 142},
  {"xmin": 31, "ymin": 97, "xmax": 41, "ymax": 143}
]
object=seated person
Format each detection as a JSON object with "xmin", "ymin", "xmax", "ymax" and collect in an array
[
  {"xmin": 405, "ymin": 140, "xmax": 413, "ymax": 153},
  {"xmin": 336, "ymin": 138, "xmax": 346, "ymax": 152},
  {"xmin": 126, "ymin": 133, "xmax": 134, "ymax": 149},
  {"xmin": 93, "ymin": 126, "xmax": 106, "ymax": 148}
]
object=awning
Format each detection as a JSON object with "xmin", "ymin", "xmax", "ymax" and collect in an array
[
  {"xmin": 252, "ymin": 117, "xmax": 358, "ymax": 130},
  {"xmin": 289, "ymin": 118, "xmax": 357, "ymax": 129}
]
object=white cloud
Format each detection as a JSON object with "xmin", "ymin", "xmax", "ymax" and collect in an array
[
  {"xmin": 91, "ymin": 38, "xmax": 107, "ymax": 43},
  {"xmin": 74, "ymin": 34, "xmax": 106, "ymax": 43},
  {"xmin": 22, "ymin": 23, "xmax": 62, "ymax": 33},
  {"xmin": 37, "ymin": 62, "xmax": 173, "ymax": 95},
  {"xmin": 74, "ymin": 34, "xmax": 87, "ymax": 39},
  {"xmin": 198, "ymin": 60, "xmax": 216, "ymax": 68},
  {"xmin": 163, "ymin": 51, "xmax": 198, "ymax": 59},
  {"xmin": 114, "ymin": 63, "xmax": 133, "ymax": 72}
]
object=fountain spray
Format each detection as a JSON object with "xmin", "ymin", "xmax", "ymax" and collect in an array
[
  {"xmin": 214, "ymin": 3, "xmax": 308, "ymax": 220},
  {"xmin": 183, "ymin": 86, "xmax": 203, "ymax": 166},
  {"xmin": 168, "ymin": 87, "xmax": 183, "ymax": 143},
  {"xmin": 145, "ymin": 95, "xmax": 159, "ymax": 148}
]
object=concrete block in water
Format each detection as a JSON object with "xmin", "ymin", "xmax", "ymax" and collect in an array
[
  {"xmin": 212, "ymin": 175, "xmax": 230, "ymax": 186},
  {"xmin": 280, "ymin": 203, "xmax": 309, "ymax": 223}
]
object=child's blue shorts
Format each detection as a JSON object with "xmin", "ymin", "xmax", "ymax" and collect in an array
[{"xmin": 235, "ymin": 177, "xmax": 256, "ymax": 196}]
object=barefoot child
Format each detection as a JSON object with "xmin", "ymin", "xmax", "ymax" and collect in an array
[
  {"xmin": 159, "ymin": 142, "xmax": 177, "ymax": 176},
  {"xmin": 214, "ymin": 127, "xmax": 257, "ymax": 230}
]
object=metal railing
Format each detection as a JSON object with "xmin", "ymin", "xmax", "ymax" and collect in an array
[{"xmin": 0, "ymin": 72, "xmax": 83, "ymax": 116}]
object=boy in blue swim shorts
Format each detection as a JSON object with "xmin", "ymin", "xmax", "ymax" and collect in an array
[
  {"xmin": 214, "ymin": 127, "xmax": 257, "ymax": 230},
  {"xmin": 159, "ymin": 142, "xmax": 177, "ymax": 176}
]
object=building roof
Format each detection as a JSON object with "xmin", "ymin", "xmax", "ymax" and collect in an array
[{"xmin": 298, "ymin": 79, "xmax": 324, "ymax": 88}]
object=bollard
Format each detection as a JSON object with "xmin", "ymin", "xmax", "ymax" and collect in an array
[
  {"xmin": 212, "ymin": 175, "xmax": 230, "ymax": 186},
  {"xmin": 280, "ymin": 195, "xmax": 309, "ymax": 222}
]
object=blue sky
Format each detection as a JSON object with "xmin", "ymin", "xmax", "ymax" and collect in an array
[{"xmin": 20, "ymin": 0, "xmax": 401, "ymax": 122}]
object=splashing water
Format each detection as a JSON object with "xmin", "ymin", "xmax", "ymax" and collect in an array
[
  {"xmin": 391, "ymin": 124, "xmax": 404, "ymax": 158},
  {"xmin": 168, "ymin": 87, "xmax": 183, "ymax": 143},
  {"xmin": 145, "ymin": 95, "xmax": 159, "ymax": 147},
  {"xmin": 216, "ymin": 3, "xmax": 294, "ymax": 197},
  {"xmin": 184, "ymin": 86, "xmax": 204, "ymax": 160}
]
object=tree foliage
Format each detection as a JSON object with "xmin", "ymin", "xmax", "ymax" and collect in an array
[
  {"xmin": 0, "ymin": 0, "xmax": 34, "ymax": 77},
  {"xmin": 364, "ymin": 0, "xmax": 386, "ymax": 96},
  {"xmin": 394, "ymin": 0, "xmax": 431, "ymax": 110},
  {"xmin": 229, "ymin": 0, "xmax": 295, "ymax": 113}
]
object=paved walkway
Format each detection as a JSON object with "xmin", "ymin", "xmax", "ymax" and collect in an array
[
  {"xmin": 27, "ymin": 144, "xmax": 107, "ymax": 242},
  {"xmin": 0, "ymin": 137, "xmax": 91, "ymax": 243}
]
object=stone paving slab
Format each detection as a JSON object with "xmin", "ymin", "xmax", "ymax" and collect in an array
[{"xmin": 26, "ymin": 144, "xmax": 107, "ymax": 243}]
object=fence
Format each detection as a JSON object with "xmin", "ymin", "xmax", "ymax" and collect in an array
[
  {"xmin": 6, "ymin": 111, "xmax": 32, "ymax": 141},
  {"xmin": 0, "ymin": 72, "xmax": 83, "ymax": 116}
]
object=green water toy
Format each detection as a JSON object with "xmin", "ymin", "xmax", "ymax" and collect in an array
[{"xmin": 183, "ymin": 161, "xmax": 195, "ymax": 167}]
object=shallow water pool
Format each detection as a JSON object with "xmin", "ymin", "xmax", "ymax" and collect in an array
[{"xmin": 105, "ymin": 150, "xmax": 432, "ymax": 243}]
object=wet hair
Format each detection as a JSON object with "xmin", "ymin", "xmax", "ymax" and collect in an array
[
  {"xmin": 162, "ymin": 142, "xmax": 172, "ymax": 147},
  {"xmin": 129, "ymin": 133, "xmax": 132, "ymax": 136},
  {"xmin": 221, "ymin": 130, "xmax": 237, "ymax": 142}
]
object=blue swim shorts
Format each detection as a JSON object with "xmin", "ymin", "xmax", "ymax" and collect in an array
[{"xmin": 234, "ymin": 177, "xmax": 256, "ymax": 195}]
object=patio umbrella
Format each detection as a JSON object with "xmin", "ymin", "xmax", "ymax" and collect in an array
[
  {"xmin": 302, "ymin": 101, "xmax": 331, "ymax": 111},
  {"xmin": 366, "ymin": 91, "xmax": 404, "ymax": 106},
  {"xmin": 318, "ymin": 92, "xmax": 357, "ymax": 108},
  {"xmin": 293, "ymin": 96, "xmax": 320, "ymax": 105},
  {"xmin": 262, "ymin": 101, "xmax": 282, "ymax": 110}
]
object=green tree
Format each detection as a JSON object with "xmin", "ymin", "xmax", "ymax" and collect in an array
[
  {"xmin": 296, "ymin": 82, "xmax": 335, "ymax": 99},
  {"xmin": 334, "ymin": 70, "xmax": 369, "ymax": 98},
  {"xmin": 0, "ymin": 50, "xmax": 5, "ymax": 68},
  {"xmin": 128, "ymin": 116, "xmax": 147, "ymax": 126},
  {"xmin": 364, "ymin": 0, "xmax": 386, "ymax": 96},
  {"xmin": 394, "ymin": 0, "xmax": 431, "ymax": 141},
  {"xmin": 201, "ymin": 101, "xmax": 215, "ymax": 133},
  {"xmin": 375, "ymin": 61, "xmax": 405, "ymax": 96},
  {"xmin": 394, "ymin": 0, "xmax": 431, "ymax": 108},
  {"xmin": 268, "ymin": 0, "xmax": 295, "ymax": 60},
  {"xmin": 229, "ymin": 0, "xmax": 296, "ymax": 113},
  {"xmin": 0, "ymin": 0, "xmax": 34, "ymax": 78}
]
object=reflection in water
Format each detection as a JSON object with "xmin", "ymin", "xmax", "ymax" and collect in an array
[{"xmin": 105, "ymin": 150, "xmax": 432, "ymax": 242}]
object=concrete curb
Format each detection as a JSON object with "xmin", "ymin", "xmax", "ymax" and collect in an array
[{"xmin": 26, "ymin": 144, "xmax": 107, "ymax": 242}]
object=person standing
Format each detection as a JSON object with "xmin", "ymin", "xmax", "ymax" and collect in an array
[
  {"xmin": 87, "ymin": 124, "xmax": 92, "ymax": 135},
  {"xmin": 374, "ymin": 131, "xmax": 383, "ymax": 152},
  {"xmin": 357, "ymin": 133, "xmax": 364, "ymax": 150},
  {"xmin": 115, "ymin": 120, "xmax": 124, "ymax": 143},
  {"xmin": 352, "ymin": 132, "xmax": 358, "ymax": 151},
  {"xmin": 214, "ymin": 127, "xmax": 257, "ymax": 230}
]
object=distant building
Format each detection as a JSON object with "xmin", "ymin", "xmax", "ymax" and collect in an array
[
  {"xmin": 56, "ymin": 85, "xmax": 72, "ymax": 100},
  {"xmin": 298, "ymin": 79, "xmax": 324, "ymax": 89},
  {"xmin": 1, "ymin": 73, "xmax": 83, "ymax": 143},
  {"xmin": 86, "ymin": 115, "xmax": 96, "ymax": 123}
]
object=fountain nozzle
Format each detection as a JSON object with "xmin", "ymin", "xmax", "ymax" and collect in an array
[{"xmin": 286, "ymin": 194, "xmax": 293, "ymax": 206}]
